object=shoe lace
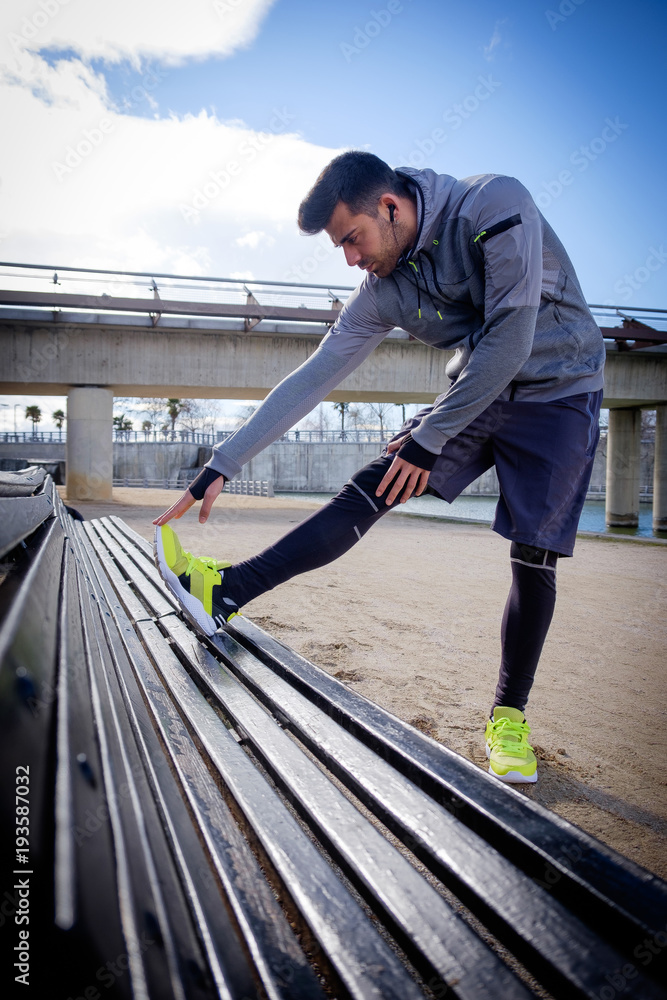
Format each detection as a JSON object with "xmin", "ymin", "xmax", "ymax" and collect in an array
[
  {"xmin": 184, "ymin": 553, "xmax": 219, "ymax": 577},
  {"xmin": 488, "ymin": 718, "xmax": 533, "ymax": 757}
]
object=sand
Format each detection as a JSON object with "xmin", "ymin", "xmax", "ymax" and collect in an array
[{"xmin": 63, "ymin": 487, "xmax": 667, "ymax": 880}]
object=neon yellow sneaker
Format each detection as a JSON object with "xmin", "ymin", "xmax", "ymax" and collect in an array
[
  {"xmin": 154, "ymin": 524, "xmax": 239, "ymax": 636},
  {"xmin": 485, "ymin": 707, "xmax": 537, "ymax": 784}
]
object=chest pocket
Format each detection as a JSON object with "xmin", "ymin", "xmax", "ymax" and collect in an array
[{"xmin": 419, "ymin": 218, "xmax": 476, "ymax": 295}]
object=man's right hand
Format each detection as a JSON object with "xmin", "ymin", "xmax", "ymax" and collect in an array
[{"xmin": 152, "ymin": 470, "xmax": 225, "ymax": 526}]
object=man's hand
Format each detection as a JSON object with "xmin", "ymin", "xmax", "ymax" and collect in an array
[
  {"xmin": 376, "ymin": 435, "xmax": 430, "ymax": 505},
  {"xmin": 152, "ymin": 475, "xmax": 225, "ymax": 526}
]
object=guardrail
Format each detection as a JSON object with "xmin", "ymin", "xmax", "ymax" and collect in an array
[
  {"xmin": 1, "ymin": 429, "xmax": 400, "ymax": 445},
  {"xmin": 112, "ymin": 477, "xmax": 274, "ymax": 496},
  {"xmin": 0, "ymin": 261, "xmax": 666, "ymax": 346}
]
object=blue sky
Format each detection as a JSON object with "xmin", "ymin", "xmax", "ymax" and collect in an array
[{"xmin": 1, "ymin": 0, "xmax": 665, "ymax": 429}]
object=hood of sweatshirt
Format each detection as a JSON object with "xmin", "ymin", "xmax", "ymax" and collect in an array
[{"xmin": 394, "ymin": 166, "xmax": 459, "ymax": 258}]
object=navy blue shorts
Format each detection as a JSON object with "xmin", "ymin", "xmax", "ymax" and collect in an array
[{"xmin": 392, "ymin": 389, "xmax": 603, "ymax": 557}]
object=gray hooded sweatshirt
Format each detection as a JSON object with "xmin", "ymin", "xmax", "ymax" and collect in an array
[{"xmin": 206, "ymin": 168, "xmax": 605, "ymax": 481}]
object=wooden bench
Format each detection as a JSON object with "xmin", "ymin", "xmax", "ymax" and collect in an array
[{"xmin": 1, "ymin": 470, "xmax": 666, "ymax": 999}]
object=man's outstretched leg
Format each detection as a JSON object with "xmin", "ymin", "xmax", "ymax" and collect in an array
[
  {"xmin": 154, "ymin": 456, "xmax": 401, "ymax": 635},
  {"xmin": 485, "ymin": 543, "xmax": 558, "ymax": 784}
]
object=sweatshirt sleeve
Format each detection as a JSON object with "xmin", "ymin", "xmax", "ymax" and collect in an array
[
  {"xmin": 205, "ymin": 279, "xmax": 393, "ymax": 479},
  {"xmin": 410, "ymin": 176, "xmax": 543, "ymax": 457}
]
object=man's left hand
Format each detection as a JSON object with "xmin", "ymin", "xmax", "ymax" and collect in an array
[{"xmin": 376, "ymin": 437, "xmax": 430, "ymax": 505}]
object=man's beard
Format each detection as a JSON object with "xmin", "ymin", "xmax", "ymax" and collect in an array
[{"xmin": 362, "ymin": 217, "xmax": 410, "ymax": 278}]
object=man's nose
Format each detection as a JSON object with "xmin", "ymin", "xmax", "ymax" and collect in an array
[{"xmin": 344, "ymin": 244, "xmax": 362, "ymax": 266}]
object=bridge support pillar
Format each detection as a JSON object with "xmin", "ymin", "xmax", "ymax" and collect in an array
[
  {"xmin": 605, "ymin": 408, "xmax": 641, "ymax": 528},
  {"xmin": 66, "ymin": 387, "xmax": 113, "ymax": 502},
  {"xmin": 653, "ymin": 405, "xmax": 667, "ymax": 533}
]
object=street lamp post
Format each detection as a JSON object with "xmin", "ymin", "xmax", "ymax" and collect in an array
[{"xmin": 14, "ymin": 403, "xmax": 20, "ymax": 435}]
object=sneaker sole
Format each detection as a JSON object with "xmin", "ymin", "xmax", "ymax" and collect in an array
[
  {"xmin": 485, "ymin": 743, "xmax": 538, "ymax": 783},
  {"xmin": 153, "ymin": 527, "xmax": 219, "ymax": 637}
]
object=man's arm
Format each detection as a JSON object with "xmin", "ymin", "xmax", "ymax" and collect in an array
[{"xmin": 154, "ymin": 280, "xmax": 393, "ymax": 524}]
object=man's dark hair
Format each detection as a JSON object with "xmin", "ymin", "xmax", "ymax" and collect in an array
[{"xmin": 298, "ymin": 151, "xmax": 411, "ymax": 235}]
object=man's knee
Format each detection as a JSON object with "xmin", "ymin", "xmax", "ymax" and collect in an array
[
  {"xmin": 510, "ymin": 542, "xmax": 558, "ymax": 569},
  {"xmin": 350, "ymin": 456, "xmax": 392, "ymax": 489}
]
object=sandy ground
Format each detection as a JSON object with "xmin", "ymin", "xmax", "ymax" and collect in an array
[{"xmin": 63, "ymin": 487, "xmax": 667, "ymax": 880}]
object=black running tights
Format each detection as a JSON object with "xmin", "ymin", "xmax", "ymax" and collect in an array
[{"xmin": 223, "ymin": 455, "xmax": 557, "ymax": 714}]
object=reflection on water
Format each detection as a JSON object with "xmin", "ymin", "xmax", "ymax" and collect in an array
[{"xmin": 276, "ymin": 493, "xmax": 659, "ymax": 540}]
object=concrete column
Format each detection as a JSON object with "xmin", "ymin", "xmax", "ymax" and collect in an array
[
  {"xmin": 66, "ymin": 387, "xmax": 113, "ymax": 501},
  {"xmin": 605, "ymin": 408, "xmax": 641, "ymax": 527},
  {"xmin": 654, "ymin": 405, "xmax": 667, "ymax": 533}
]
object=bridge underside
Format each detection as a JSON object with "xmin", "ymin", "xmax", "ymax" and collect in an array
[{"xmin": 1, "ymin": 317, "xmax": 666, "ymax": 530}]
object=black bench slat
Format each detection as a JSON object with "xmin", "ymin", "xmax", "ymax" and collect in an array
[
  {"xmin": 86, "ymin": 519, "xmax": 177, "ymax": 619},
  {"xmin": 98, "ymin": 517, "xmax": 179, "ymax": 607},
  {"xmin": 134, "ymin": 615, "xmax": 427, "ymax": 1000},
  {"xmin": 162, "ymin": 613, "xmax": 536, "ymax": 1000},
  {"xmin": 0, "ymin": 510, "xmax": 64, "ymax": 868},
  {"xmin": 73, "ymin": 533, "xmax": 202, "ymax": 1000},
  {"xmin": 92, "ymin": 514, "xmax": 667, "ymax": 999},
  {"xmin": 53, "ymin": 542, "xmax": 141, "ymax": 998},
  {"xmin": 76, "ymin": 548, "xmax": 274, "ymax": 1000},
  {"xmin": 7, "ymin": 491, "xmax": 664, "ymax": 999},
  {"xmin": 83, "ymin": 519, "xmax": 175, "ymax": 621},
  {"xmin": 202, "ymin": 624, "xmax": 665, "ymax": 1000},
  {"xmin": 228, "ymin": 615, "xmax": 667, "ymax": 952},
  {"xmin": 0, "ymin": 493, "xmax": 54, "ymax": 558},
  {"xmin": 74, "ymin": 524, "xmax": 324, "ymax": 1000},
  {"xmin": 0, "ymin": 466, "xmax": 47, "ymax": 497}
]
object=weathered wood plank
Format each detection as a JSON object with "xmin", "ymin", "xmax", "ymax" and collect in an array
[
  {"xmin": 0, "ymin": 493, "xmax": 54, "ymax": 558},
  {"xmin": 228, "ymin": 615, "xmax": 667, "ymax": 955},
  {"xmin": 134, "ymin": 616, "xmax": 427, "ymax": 1000},
  {"xmin": 73, "ymin": 522, "xmax": 323, "ymax": 1000},
  {"xmin": 162, "ymin": 613, "xmax": 537, "ymax": 1000}
]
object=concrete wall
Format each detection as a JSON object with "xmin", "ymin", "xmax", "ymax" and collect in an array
[
  {"xmin": 0, "ymin": 438, "xmax": 656, "ymax": 495},
  {"xmin": 113, "ymin": 442, "xmax": 201, "ymax": 482}
]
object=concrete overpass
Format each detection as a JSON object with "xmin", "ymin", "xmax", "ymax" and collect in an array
[{"xmin": 1, "ymin": 262, "xmax": 666, "ymax": 531}]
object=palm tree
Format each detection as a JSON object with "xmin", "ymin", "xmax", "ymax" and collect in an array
[
  {"xmin": 25, "ymin": 405, "xmax": 41, "ymax": 437},
  {"xmin": 333, "ymin": 401, "xmax": 350, "ymax": 439},
  {"xmin": 113, "ymin": 414, "xmax": 133, "ymax": 440},
  {"xmin": 166, "ymin": 398, "xmax": 184, "ymax": 439},
  {"xmin": 52, "ymin": 408, "xmax": 66, "ymax": 436},
  {"xmin": 142, "ymin": 420, "xmax": 153, "ymax": 439}
]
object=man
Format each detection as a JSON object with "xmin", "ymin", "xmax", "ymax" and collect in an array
[{"xmin": 153, "ymin": 151, "xmax": 605, "ymax": 784}]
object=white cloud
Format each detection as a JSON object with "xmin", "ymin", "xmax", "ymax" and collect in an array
[
  {"xmin": 236, "ymin": 231, "xmax": 274, "ymax": 249},
  {"xmin": 1, "ymin": 0, "xmax": 278, "ymax": 70},
  {"xmin": 0, "ymin": 49, "xmax": 350, "ymax": 286}
]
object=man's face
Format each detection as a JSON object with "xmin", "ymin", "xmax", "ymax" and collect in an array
[{"xmin": 325, "ymin": 201, "xmax": 404, "ymax": 278}]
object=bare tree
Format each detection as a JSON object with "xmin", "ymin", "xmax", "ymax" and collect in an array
[{"xmin": 364, "ymin": 402, "xmax": 396, "ymax": 439}]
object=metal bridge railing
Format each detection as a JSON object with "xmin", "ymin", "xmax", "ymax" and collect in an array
[
  {"xmin": 0, "ymin": 261, "xmax": 665, "ymax": 346},
  {"xmin": 1, "ymin": 429, "xmax": 400, "ymax": 445}
]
